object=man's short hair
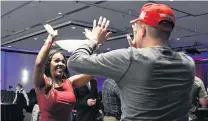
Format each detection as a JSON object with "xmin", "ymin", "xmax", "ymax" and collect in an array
[
  {"xmin": 16, "ymin": 83, "xmax": 23, "ymax": 88},
  {"xmin": 145, "ymin": 20, "xmax": 174, "ymax": 41}
]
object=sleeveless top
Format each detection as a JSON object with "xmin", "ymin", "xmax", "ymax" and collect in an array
[{"xmin": 36, "ymin": 77, "xmax": 76, "ymax": 121}]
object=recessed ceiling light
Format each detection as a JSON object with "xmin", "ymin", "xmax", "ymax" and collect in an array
[
  {"xmin": 34, "ymin": 38, "xmax": 38, "ymax": 40},
  {"xmin": 176, "ymin": 38, "xmax": 180, "ymax": 40},
  {"xmin": 107, "ymin": 48, "xmax": 111, "ymax": 50},
  {"xmin": 58, "ymin": 12, "xmax": 62, "ymax": 15},
  {"xmin": 8, "ymin": 46, "xmax": 12, "ymax": 48},
  {"xmin": 71, "ymin": 26, "xmax": 76, "ymax": 29}
]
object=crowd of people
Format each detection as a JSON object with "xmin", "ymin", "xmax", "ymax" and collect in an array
[{"xmin": 11, "ymin": 2, "xmax": 208, "ymax": 121}]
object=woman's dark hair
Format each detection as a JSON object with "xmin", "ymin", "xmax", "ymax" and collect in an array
[
  {"xmin": 44, "ymin": 51, "xmax": 70, "ymax": 79},
  {"xmin": 44, "ymin": 50, "xmax": 70, "ymax": 94}
]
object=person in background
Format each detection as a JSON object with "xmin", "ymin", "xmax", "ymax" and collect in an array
[
  {"xmin": 13, "ymin": 83, "xmax": 30, "ymax": 107},
  {"xmin": 74, "ymin": 78, "xmax": 98, "ymax": 121},
  {"xmin": 102, "ymin": 79, "xmax": 121, "ymax": 121},
  {"xmin": 96, "ymin": 91, "xmax": 104, "ymax": 121},
  {"xmin": 33, "ymin": 24, "xmax": 93, "ymax": 121},
  {"xmin": 24, "ymin": 88, "xmax": 37, "ymax": 113},
  {"xmin": 13, "ymin": 83, "xmax": 30, "ymax": 120},
  {"xmin": 29, "ymin": 88, "xmax": 40, "ymax": 121},
  {"xmin": 31, "ymin": 104, "xmax": 40, "ymax": 121},
  {"xmin": 189, "ymin": 76, "xmax": 208, "ymax": 121}
]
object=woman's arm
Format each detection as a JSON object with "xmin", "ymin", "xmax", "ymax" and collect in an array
[
  {"xmin": 12, "ymin": 90, "xmax": 18, "ymax": 104},
  {"xmin": 33, "ymin": 24, "xmax": 57, "ymax": 88},
  {"xmin": 69, "ymin": 74, "xmax": 94, "ymax": 87}
]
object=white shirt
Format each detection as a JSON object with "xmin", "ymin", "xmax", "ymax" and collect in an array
[
  {"xmin": 86, "ymin": 82, "xmax": 91, "ymax": 90},
  {"xmin": 13, "ymin": 88, "xmax": 30, "ymax": 106}
]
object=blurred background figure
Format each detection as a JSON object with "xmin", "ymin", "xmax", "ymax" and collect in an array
[
  {"xmin": 13, "ymin": 83, "xmax": 30, "ymax": 106},
  {"xmin": 31, "ymin": 104, "xmax": 40, "ymax": 121},
  {"xmin": 12, "ymin": 83, "xmax": 30, "ymax": 121},
  {"xmin": 102, "ymin": 79, "xmax": 121, "ymax": 121},
  {"xmin": 29, "ymin": 88, "xmax": 40, "ymax": 121},
  {"xmin": 96, "ymin": 91, "xmax": 104, "ymax": 121},
  {"xmin": 28, "ymin": 88, "xmax": 38, "ymax": 112},
  {"xmin": 74, "ymin": 78, "xmax": 98, "ymax": 121},
  {"xmin": 189, "ymin": 76, "xmax": 208, "ymax": 121}
]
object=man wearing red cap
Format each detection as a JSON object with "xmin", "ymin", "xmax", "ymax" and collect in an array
[{"xmin": 68, "ymin": 3, "xmax": 195, "ymax": 121}]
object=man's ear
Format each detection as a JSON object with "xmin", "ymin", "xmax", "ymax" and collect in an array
[{"xmin": 141, "ymin": 26, "xmax": 146, "ymax": 38}]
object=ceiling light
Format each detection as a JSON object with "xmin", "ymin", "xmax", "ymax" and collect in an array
[
  {"xmin": 22, "ymin": 68, "xmax": 29, "ymax": 84},
  {"xmin": 8, "ymin": 46, "xmax": 12, "ymax": 48},
  {"xmin": 55, "ymin": 39, "xmax": 88, "ymax": 52},
  {"xmin": 58, "ymin": 12, "xmax": 62, "ymax": 15},
  {"xmin": 107, "ymin": 48, "xmax": 111, "ymax": 50},
  {"xmin": 176, "ymin": 38, "xmax": 180, "ymax": 40},
  {"xmin": 34, "ymin": 38, "xmax": 38, "ymax": 40},
  {"xmin": 71, "ymin": 26, "xmax": 76, "ymax": 29}
]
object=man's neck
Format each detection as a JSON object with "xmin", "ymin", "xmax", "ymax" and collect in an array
[{"xmin": 141, "ymin": 38, "xmax": 168, "ymax": 48}]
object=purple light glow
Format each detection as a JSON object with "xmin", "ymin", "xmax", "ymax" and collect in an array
[{"xmin": 188, "ymin": 52, "xmax": 208, "ymax": 61}]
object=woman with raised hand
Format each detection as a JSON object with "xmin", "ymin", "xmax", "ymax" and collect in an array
[{"xmin": 33, "ymin": 24, "xmax": 93, "ymax": 121}]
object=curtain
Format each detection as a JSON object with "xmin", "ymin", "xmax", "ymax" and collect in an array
[{"xmin": 1, "ymin": 90, "xmax": 15, "ymax": 103}]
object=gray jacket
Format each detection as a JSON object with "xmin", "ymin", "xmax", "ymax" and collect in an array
[{"xmin": 68, "ymin": 40, "xmax": 195, "ymax": 121}]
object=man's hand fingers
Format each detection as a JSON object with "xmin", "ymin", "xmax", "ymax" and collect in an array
[
  {"xmin": 93, "ymin": 19, "xmax": 96, "ymax": 29},
  {"xmin": 98, "ymin": 16, "xmax": 103, "ymax": 26},
  {"xmin": 104, "ymin": 20, "xmax": 110, "ymax": 30},
  {"xmin": 106, "ymin": 32, "xmax": 112, "ymax": 39},
  {"xmin": 101, "ymin": 17, "xmax": 107, "ymax": 28},
  {"xmin": 126, "ymin": 34, "xmax": 133, "ymax": 46}
]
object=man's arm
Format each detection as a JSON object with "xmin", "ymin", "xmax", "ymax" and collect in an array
[
  {"xmin": 74, "ymin": 87, "xmax": 95, "ymax": 107},
  {"xmin": 68, "ymin": 40, "xmax": 132, "ymax": 82},
  {"xmin": 22, "ymin": 90, "xmax": 30, "ymax": 106},
  {"xmin": 12, "ymin": 91, "xmax": 18, "ymax": 104}
]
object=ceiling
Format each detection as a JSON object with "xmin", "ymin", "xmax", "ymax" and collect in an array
[{"xmin": 1, "ymin": 1, "xmax": 208, "ymax": 58}]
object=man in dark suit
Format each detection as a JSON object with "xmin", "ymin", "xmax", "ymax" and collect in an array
[{"xmin": 74, "ymin": 78, "xmax": 98, "ymax": 121}]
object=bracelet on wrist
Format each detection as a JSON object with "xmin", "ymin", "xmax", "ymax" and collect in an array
[
  {"xmin": 48, "ymin": 41, "xmax": 53, "ymax": 46},
  {"xmin": 45, "ymin": 41, "xmax": 53, "ymax": 46}
]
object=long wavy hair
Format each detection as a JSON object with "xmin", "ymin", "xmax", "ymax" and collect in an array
[{"xmin": 44, "ymin": 50, "xmax": 70, "ymax": 94}]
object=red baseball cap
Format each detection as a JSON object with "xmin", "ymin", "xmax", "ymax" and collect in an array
[{"xmin": 130, "ymin": 3, "xmax": 175, "ymax": 31}]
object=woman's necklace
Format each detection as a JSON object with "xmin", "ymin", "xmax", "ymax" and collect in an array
[
  {"xmin": 52, "ymin": 79, "xmax": 64, "ymax": 88},
  {"xmin": 45, "ymin": 78, "xmax": 63, "ymax": 98}
]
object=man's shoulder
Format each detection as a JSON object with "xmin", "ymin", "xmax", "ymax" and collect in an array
[
  {"xmin": 177, "ymin": 52, "xmax": 195, "ymax": 66},
  {"xmin": 104, "ymin": 47, "xmax": 133, "ymax": 59},
  {"xmin": 129, "ymin": 47, "xmax": 161, "ymax": 61},
  {"xmin": 103, "ymin": 79, "xmax": 117, "ymax": 87},
  {"xmin": 115, "ymin": 47, "xmax": 154, "ymax": 56}
]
